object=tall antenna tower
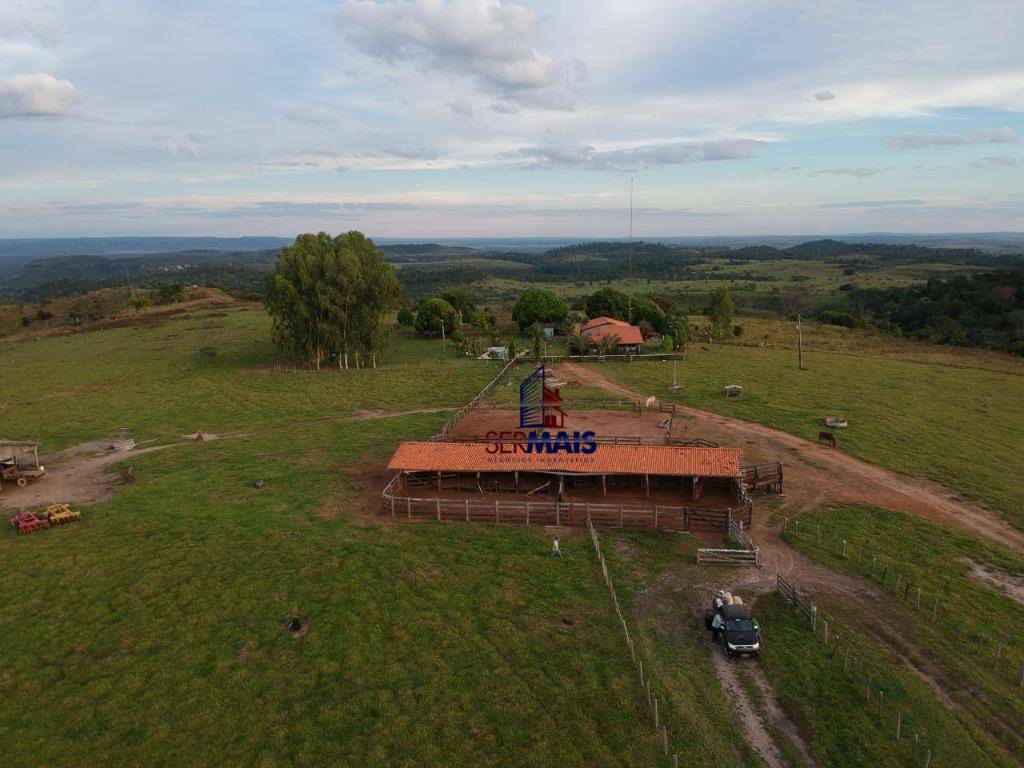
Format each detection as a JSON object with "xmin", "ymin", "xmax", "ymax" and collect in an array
[{"xmin": 627, "ymin": 176, "xmax": 634, "ymax": 322}]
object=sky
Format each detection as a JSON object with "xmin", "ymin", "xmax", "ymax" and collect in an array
[{"xmin": 1, "ymin": 0, "xmax": 1023, "ymax": 238}]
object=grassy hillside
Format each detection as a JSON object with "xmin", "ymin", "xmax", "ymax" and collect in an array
[
  {"xmin": 0, "ymin": 306, "xmax": 713, "ymax": 767},
  {"xmin": 595, "ymin": 340, "xmax": 1024, "ymax": 530},
  {"xmin": 0, "ymin": 307, "xmax": 497, "ymax": 450},
  {"xmin": 782, "ymin": 504, "xmax": 1024, "ymax": 757},
  {"xmin": 754, "ymin": 592, "xmax": 1016, "ymax": 768}
]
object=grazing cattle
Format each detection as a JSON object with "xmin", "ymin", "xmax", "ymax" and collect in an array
[
  {"xmin": 818, "ymin": 431, "xmax": 836, "ymax": 448},
  {"xmin": 645, "ymin": 396, "xmax": 657, "ymax": 409},
  {"xmin": 569, "ymin": 380, "xmax": 582, "ymax": 389}
]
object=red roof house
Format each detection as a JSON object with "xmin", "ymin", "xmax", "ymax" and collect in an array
[{"xmin": 580, "ymin": 316, "xmax": 643, "ymax": 350}]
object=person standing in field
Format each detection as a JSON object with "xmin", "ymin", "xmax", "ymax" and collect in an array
[{"xmin": 551, "ymin": 537, "xmax": 562, "ymax": 557}]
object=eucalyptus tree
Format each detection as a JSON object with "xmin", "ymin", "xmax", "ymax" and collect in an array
[{"xmin": 264, "ymin": 231, "xmax": 401, "ymax": 370}]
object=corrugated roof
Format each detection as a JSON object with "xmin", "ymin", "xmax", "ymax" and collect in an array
[
  {"xmin": 581, "ymin": 316, "xmax": 632, "ymax": 331},
  {"xmin": 581, "ymin": 323, "xmax": 644, "ymax": 346},
  {"xmin": 388, "ymin": 441, "xmax": 741, "ymax": 478}
]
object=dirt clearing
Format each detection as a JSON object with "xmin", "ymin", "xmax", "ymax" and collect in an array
[{"xmin": 0, "ymin": 435, "xmax": 230, "ymax": 511}]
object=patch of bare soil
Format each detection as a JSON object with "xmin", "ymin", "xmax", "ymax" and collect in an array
[
  {"xmin": 0, "ymin": 434, "xmax": 234, "ymax": 511},
  {"xmin": 560, "ymin": 361, "xmax": 1024, "ymax": 552},
  {"xmin": 962, "ymin": 557, "xmax": 1024, "ymax": 606},
  {"xmin": 350, "ymin": 406, "xmax": 457, "ymax": 421}
]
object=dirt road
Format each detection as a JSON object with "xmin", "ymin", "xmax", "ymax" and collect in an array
[
  {"xmin": 0, "ymin": 434, "xmax": 227, "ymax": 511},
  {"xmin": 556, "ymin": 361, "xmax": 1024, "ymax": 552}
]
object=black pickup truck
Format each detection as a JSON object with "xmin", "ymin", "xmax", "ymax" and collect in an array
[{"xmin": 704, "ymin": 604, "xmax": 761, "ymax": 658}]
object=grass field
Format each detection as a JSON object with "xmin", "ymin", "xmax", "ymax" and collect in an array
[
  {"xmin": 0, "ymin": 307, "xmax": 500, "ymax": 450},
  {"xmin": 595, "ymin": 339, "xmax": 1024, "ymax": 530},
  {"xmin": 594, "ymin": 529, "xmax": 766, "ymax": 767},
  {"xmin": 0, "ymin": 305, "xmax": 684, "ymax": 766},
  {"xmin": 781, "ymin": 504, "xmax": 1024, "ymax": 758},
  {"xmin": 753, "ymin": 591, "xmax": 1017, "ymax": 768}
]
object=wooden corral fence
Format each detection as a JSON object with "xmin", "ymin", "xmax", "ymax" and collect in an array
[
  {"xmin": 741, "ymin": 462, "xmax": 784, "ymax": 496},
  {"xmin": 477, "ymin": 397, "xmax": 677, "ymax": 414},
  {"xmin": 539, "ymin": 352, "xmax": 684, "ymax": 364},
  {"xmin": 777, "ymin": 574, "xmax": 818, "ymax": 628},
  {"xmin": 431, "ymin": 433, "xmax": 720, "ymax": 448},
  {"xmin": 436, "ymin": 354, "xmax": 523, "ymax": 438},
  {"xmin": 696, "ymin": 517, "xmax": 760, "ymax": 565},
  {"xmin": 382, "ymin": 474, "xmax": 752, "ymax": 534}
]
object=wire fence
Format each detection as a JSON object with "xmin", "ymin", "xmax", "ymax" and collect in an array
[
  {"xmin": 783, "ymin": 517, "xmax": 1024, "ymax": 688},
  {"xmin": 586, "ymin": 515, "xmax": 681, "ymax": 766},
  {"xmin": 776, "ymin": 574, "xmax": 944, "ymax": 767}
]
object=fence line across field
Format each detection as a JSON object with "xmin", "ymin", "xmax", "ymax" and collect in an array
[
  {"xmin": 587, "ymin": 515, "xmax": 680, "ymax": 766},
  {"xmin": 382, "ymin": 482, "xmax": 753, "ymax": 535},
  {"xmin": 784, "ymin": 517, "xmax": 1024, "ymax": 688},
  {"xmin": 776, "ymin": 574, "xmax": 942, "ymax": 766}
]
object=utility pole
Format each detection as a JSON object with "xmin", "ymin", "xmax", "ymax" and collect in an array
[
  {"xmin": 796, "ymin": 313, "xmax": 805, "ymax": 370},
  {"xmin": 670, "ymin": 360, "xmax": 681, "ymax": 391},
  {"xmin": 627, "ymin": 176, "xmax": 634, "ymax": 323}
]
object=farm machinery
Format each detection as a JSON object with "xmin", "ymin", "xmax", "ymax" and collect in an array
[
  {"xmin": 0, "ymin": 440, "xmax": 46, "ymax": 490},
  {"xmin": 9, "ymin": 503, "xmax": 81, "ymax": 534}
]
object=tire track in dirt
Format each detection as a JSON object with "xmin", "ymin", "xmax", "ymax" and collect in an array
[{"xmin": 710, "ymin": 649, "xmax": 791, "ymax": 768}]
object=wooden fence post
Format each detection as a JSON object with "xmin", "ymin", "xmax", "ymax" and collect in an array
[
  {"xmin": 915, "ymin": 587, "xmax": 921, "ymax": 610},
  {"xmin": 407, "ymin": 497, "xmax": 412, "ymax": 519},
  {"xmin": 895, "ymin": 710, "xmax": 902, "ymax": 740},
  {"xmin": 878, "ymin": 690, "xmax": 884, "ymax": 716},
  {"xmin": 841, "ymin": 540, "xmax": 847, "ymax": 558},
  {"xmin": 816, "ymin": 525, "xmax": 821, "ymax": 546},
  {"xmin": 436, "ymin": 499, "xmax": 441, "ymax": 520},
  {"xmin": 662, "ymin": 726, "xmax": 668, "ymax": 755},
  {"xmin": 654, "ymin": 697, "xmax": 659, "ymax": 727},
  {"xmin": 894, "ymin": 573, "xmax": 902, "ymax": 594},
  {"xmin": 924, "ymin": 749, "xmax": 931, "ymax": 768},
  {"xmin": 931, "ymin": 597, "xmax": 938, "ymax": 621},
  {"xmin": 464, "ymin": 499, "xmax": 469, "ymax": 522}
]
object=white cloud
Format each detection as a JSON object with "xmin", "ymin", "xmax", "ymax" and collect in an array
[
  {"xmin": 503, "ymin": 139, "xmax": 764, "ymax": 171},
  {"xmin": 887, "ymin": 126, "xmax": 1018, "ymax": 150},
  {"xmin": 0, "ymin": 72, "xmax": 79, "ymax": 118},
  {"xmin": 813, "ymin": 88, "xmax": 836, "ymax": 101},
  {"xmin": 971, "ymin": 155, "xmax": 1019, "ymax": 167},
  {"xmin": 337, "ymin": 0, "xmax": 580, "ymax": 108},
  {"xmin": 811, "ymin": 167, "xmax": 888, "ymax": 178}
]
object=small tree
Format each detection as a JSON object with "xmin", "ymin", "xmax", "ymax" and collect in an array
[
  {"xmin": 512, "ymin": 288, "xmax": 567, "ymax": 331},
  {"xmin": 530, "ymin": 323, "xmax": 545, "ymax": 362},
  {"xmin": 708, "ymin": 286, "xmax": 735, "ymax": 338},
  {"xmin": 669, "ymin": 312, "xmax": 690, "ymax": 351},
  {"xmin": 397, "ymin": 306, "xmax": 414, "ymax": 327},
  {"xmin": 414, "ymin": 297, "xmax": 459, "ymax": 336},
  {"xmin": 585, "ymin": 287, "xmax": 631, "ymax": 321}
]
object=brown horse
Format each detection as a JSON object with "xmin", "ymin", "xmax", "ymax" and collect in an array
[
  {"xmin": 568, "ymin": 380, "xmax": 583, "ymax": 389},
  {"xmin": 818, "ymin": 431, "xmax": 836, "ymax": 448}
]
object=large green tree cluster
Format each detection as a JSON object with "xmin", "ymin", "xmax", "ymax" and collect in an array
[
  {"xmin": 512, "ymin": 288, "xmax": 568, "ymax": 330},
  {"xmin": 264, "ymin": 231, "xmax": 401, "ymax": 370}
]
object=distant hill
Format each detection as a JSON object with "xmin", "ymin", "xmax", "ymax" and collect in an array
[{"xmin": 0, "ymin": 237, "xmax": 291, "ymax": 271}]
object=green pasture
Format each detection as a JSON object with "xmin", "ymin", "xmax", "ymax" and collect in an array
[
  {"xmin": 782, "ymin": 504, "xmax": 1024, "ymax": 758},
  {"xmin": 593, "ymin": 344, "xmax": 1024, "ymax": 530},
  {"xmin": 0, "ymin": 307, "xmax": 500, "ymax": 450},
  {"xmin": 0, "ymin": 308, "xmax": 675, "ymax": 767},
  {"xmin": 754, "ymin": 592, "xmax": 1016, "ymax": 768}
]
